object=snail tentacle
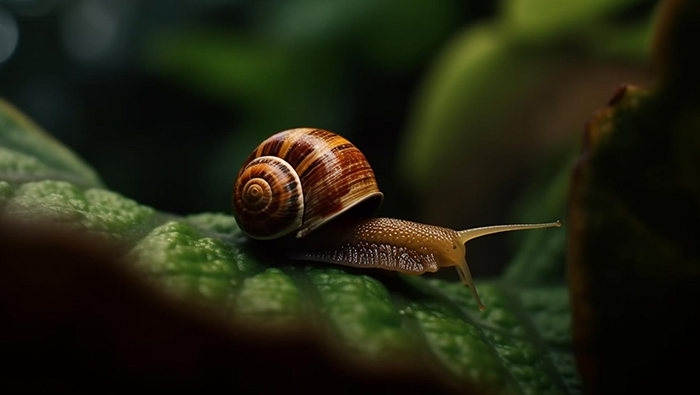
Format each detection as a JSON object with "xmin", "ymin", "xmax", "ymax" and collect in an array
[
  {"xmin": 457, "ymin": 221, "xmax": 561, "ymax": 244},
  {"xmin": 455, "ymin": 258, "xmax": 485, "ymax": 311}
]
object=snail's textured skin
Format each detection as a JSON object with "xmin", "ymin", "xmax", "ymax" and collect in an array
[
  {"xmin": 233, "ymin": 128, "xmax": 383, "ymax": 239},
  {"xmin": 291, "ymin": 217, "xmax": 463, "ymax": 275}
]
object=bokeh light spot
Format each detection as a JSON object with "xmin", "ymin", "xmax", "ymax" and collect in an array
[
  {"xmin": 0, "ymin": 7, "xmax": 19, "ymax": 64},
  {"xmin": 61, "ymin": 0, "xmax": 119, "ymax": 63}
]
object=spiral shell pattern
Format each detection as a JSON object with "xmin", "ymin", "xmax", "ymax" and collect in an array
[
  {"xmin": 233, "ymin": 128, "xmax": 383, "ymax": 239},
  {"xmin": 233, "ymin": 156, "xmax": 304, "ymax": 239}
]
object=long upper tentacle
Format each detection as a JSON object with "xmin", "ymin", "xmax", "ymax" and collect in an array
[{"xmin": 458, "ymin": 221, "xmax": 561, "ymax": 244}]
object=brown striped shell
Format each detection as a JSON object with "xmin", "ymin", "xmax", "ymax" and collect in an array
[{"xmin": 232, "ymin": 128, "xmax": 384, "ymax": 239}]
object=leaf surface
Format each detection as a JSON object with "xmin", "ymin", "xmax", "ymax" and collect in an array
[{"xmin": 0, "ymin": 98, "xmax": 578, "ymax": 394}]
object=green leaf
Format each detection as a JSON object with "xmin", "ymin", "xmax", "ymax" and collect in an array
[
  {"xmin": 0, "ymin": 180, "xmax": 12, "ymax": 205},
  {"xmin": 185, "ymin": 212, "xmax": 241, "ymax": 235},
  {"xmin": 0, "ymin": 98, "xmax": 102, "ymax": 188},
  {"xmin": 0, "ymin": 99, "xmax": 579, "ymax": 394},
  {"xmin": 398, "ymin": 25, "xmax": 553, "ymax": 198},
  {"xmin": 234, "ymin": 267, "xmax": 303, "ymax": 327},
  {"xmin": 3, "ymin": 180, "xmax": 158, "ymax": 242},
  {"xmin": 502, "ymin": 0, "xmax": 649, "ymax": 43},
  {"xmin": 129, "ymin": 221, "xmax": 263, "ymax": 310}
]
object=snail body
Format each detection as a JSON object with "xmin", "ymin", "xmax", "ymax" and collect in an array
[
  {"xmin": 289, "ymin": 216, "xmax": 560, "ymax": 310},
  {"xmin": 233, "ymin": 128, "xmax": 560, "ymax": 310}
]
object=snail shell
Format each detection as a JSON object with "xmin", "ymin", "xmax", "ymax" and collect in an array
[{"xmin": 232, "ymin": 128, "xmax": 383, "ymax": 240}]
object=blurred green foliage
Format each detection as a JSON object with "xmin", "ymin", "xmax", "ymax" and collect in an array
[
  {"xmin": 399, "ymin": 0, "xmax": 655, "ymax": 228},
  {"xmin": 504, "ymin": 155, "xmax": 573, "ymax": 285},
  {"xmin": 502, "ymin": 0, "xmax": 648, "ymax": 42},
  {"xmin": 0, "ymin": 98, "xmax": 102, "ymax": 187},
  {"xmin": 568, "ymin": 2, "xmax": 700, "ymax": 392}
]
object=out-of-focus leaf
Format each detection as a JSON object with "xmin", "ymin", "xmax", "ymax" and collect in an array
[
  {"xmin": 141, "ymin": 28, "xmax": 346, "ymax": 128},
  {"xmin": 398, "ymin": 25, "xmax": 559, "ymax": 226},
  {"xmin": 349, "ymin": 0, "xmax": 460, "ymax": 73},
  {"xmin": 400, "ymin": 25, "xmax": 543, "ymax": 185},
  {"xmin": 579, "ymin": 18, "xmax": 655, "ymax": 62},
  {"xmin": 142, "ymin": 30, "xmax": 301, "ymax": 112},
  {"xmin": 504, "ymin": 154, "xmax": 573, "ymax": 286},
  {"xmin": 0, "ymin": 98, "xmax": 102, "ymax": 188},
  {"xmin": 568, "ymin": 1, "xmax": 700, "ymax": 392},
  {"xmin": 502, "ymin": 0, "xmax": 650, "ymax": 42},
  {"xmin": 398, "ymin": 0, "xmax": 653, "ymax": 232},
  {"xmin": 1, "ymin": 98, "xmax": 579, "ymax": 394},
  {"xmin": 263, "ymin": 0, "xmax": 461, "ymax": 74}
]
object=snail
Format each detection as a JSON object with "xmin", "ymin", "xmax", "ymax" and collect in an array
[{"xmin": 232, "ymin": 128, "xmax": 560, "ymax": 310}]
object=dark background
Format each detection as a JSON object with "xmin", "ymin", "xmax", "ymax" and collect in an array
[{"xmin": 0, "ymin": 0, "xmax": 656, "ymax": 275}]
